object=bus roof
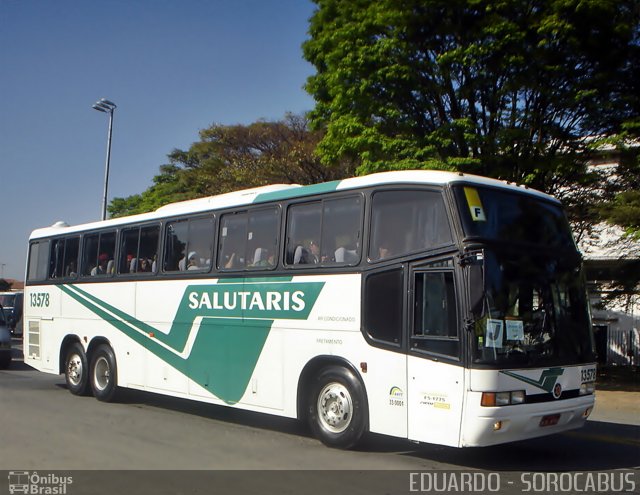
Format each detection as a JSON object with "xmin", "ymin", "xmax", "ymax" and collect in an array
[{"xmin": 29, "ymin": 170, "xmax": 558, "ymax": 239}]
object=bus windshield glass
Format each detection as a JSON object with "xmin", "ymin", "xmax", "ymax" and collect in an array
[
  {"xmin": 471, "ymin": 249, "xmax": 594, "ymax": 368},
  {"xmin": 453, "ymin": 185, "xmax": 575, "ymax": 249}
]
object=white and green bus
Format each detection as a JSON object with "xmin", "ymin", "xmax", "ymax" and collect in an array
[{"xmin": 24, "ymin": 170, "xmax": 596, "ymax": 449}]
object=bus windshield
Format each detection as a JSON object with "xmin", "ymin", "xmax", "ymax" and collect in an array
[
  {"xmin": 471, "ymin": 249, "xmax": 594, "ymax": 368},
  {"xmin": 453, "ymin": 185, "xmax": 576, "ymax": 249}
]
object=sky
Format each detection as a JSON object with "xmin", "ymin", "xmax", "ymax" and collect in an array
[{"xmin": 0, "ymin": 0, "xmax": 316, "ymax": 280}]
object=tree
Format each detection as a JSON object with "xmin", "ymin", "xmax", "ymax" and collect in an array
[
  {"xmin": 594, "ymin": 122, "xmax": 640, "ymax": 241},
  {"xmin": 603, "ymin": 191, "xmax": 640, "ymax": 241},
  {"xmin": 108, "ymin": 114, "xmax": 355, "ymax": 218},
  {"xmin": 303, "ymin": 1, "xmax": 640, "ymax": 307},
  {"xmin": 303, "ymin": 0, "xmax": 640, "ymax": 197}
]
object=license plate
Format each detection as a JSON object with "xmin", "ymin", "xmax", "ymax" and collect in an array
[{"xmin": 540, "ymin": 414, "xmax": 560, "ymax": 427}]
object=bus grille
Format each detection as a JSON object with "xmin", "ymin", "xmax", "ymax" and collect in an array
[{"xmin": 28, "ymin": 321, "xmax": 41, "ymax": 360}]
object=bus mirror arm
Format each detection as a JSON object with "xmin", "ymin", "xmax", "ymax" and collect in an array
[{"xmin": 461, "ymin": 251, "xmax": 485, "ymax": 319}]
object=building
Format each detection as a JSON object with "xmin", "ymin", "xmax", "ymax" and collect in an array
[{"xmin": 578, "ymin": 141, "xmax": 639, "ymax": 367}]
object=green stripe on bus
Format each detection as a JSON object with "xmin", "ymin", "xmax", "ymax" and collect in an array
[
  {"xmin": 60, "ymin": 278, "xmax": 324, "ymax": 404},
  {"xmin": 253, "ymin": 180, "xmax": 341, "ymax": 203}
]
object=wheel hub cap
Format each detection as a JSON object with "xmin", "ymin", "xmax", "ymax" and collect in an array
[
  {"xmin": 67, "ymin": 354, "xmax": 83, "ymax": 386},
  {"xmin": 317, "ymin": 383, "xmax": 353, "ymax": 433},
  {"xmin": 94, "ymin": 356, "xmax": 111, "ymax": 391}
]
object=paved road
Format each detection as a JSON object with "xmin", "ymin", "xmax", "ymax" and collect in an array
[{"xmin": 1, "ymin": 340, "xmax": 638, "ymax": 494}]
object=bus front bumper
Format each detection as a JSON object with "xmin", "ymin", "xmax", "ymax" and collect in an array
[{"xmin": 460, "ymin": 393, "xmax": 595, "ymax": 447}]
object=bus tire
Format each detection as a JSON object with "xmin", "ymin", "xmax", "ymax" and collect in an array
[
  {"xmin": 90, "ymin": 344, "xmax": 118, "ymax": 402},
  {"xmin": 307, "ymin": 366, "xmax": 368, "ymax": 449},
  {"xmin": 64, "ymin": 342, "xmax": 90, "ymax": 396}
]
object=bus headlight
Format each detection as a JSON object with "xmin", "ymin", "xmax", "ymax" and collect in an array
[
  {"xmin": 510, "ymin": 390, "xmax": 525, "ymax": 404},
  {"xmin": 481, "ymin": 390, "xmax": 526, "ymax": 407},
  {"xmin": 579, "ymin": 382, "xmax": 595, "ymax": 395}
]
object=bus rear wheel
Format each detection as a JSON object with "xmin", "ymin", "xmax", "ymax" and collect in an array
[
  {"xmin": 307, "ymin": 366, "xmax": 368, "ymax": 449},
  {"xmin": 90, "ymin": 344, "xmax": 118, "ymax": 402},
  {"xmin": 64, "ymin": 342, "xmax": 90, "ymax": 396}
]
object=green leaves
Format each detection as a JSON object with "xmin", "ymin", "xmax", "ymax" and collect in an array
[
  {"xmin": 304, "ymin": 0, "xmax": 639, "ymax": 184},
  {"xmin": 108, "ymin": 114, "xmax": 355, "ymax": 218}
]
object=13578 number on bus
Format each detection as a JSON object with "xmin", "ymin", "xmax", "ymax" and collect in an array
[
  {"xmin": 30, "ymin": 293, "xmax": 50, "ymax": 308},
  {"xmin": 581, "ymin": 367, "xmax": 596, "ymax": 383}
]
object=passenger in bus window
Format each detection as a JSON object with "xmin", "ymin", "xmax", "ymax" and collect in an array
[
  {"xmin": 293, "ymin": 245, "xmax": 309, "ymax": 264},
  {"xmin": 334, "ymin": 245, "xmax": 357, "ymax": 263},
  {"xmin": 140, "ymin": 258, "xmax": 152, "ymax": 272},
  {"xmin": 66, "ymin": 260, "xmax": 77, "ymax": 278},
  {"xmin": 224, "ymin": 252, "xmax": 237, "ymax": 269},
  {"xmin": 251, "ymin": 247, "xmax": 274, "ymax": 268},
  {"xmin": 309, "ymin": 241, "xmax": 322, "ymax": 263},
  {"xmin": 187, "ymin": 251, "xmax": 199, "ymax": 270},
  {"xmin": 178, "ymin": 252, "xmax": 189, "ymax": 271},
  {"xmin": 91, "ymin": 253, "xmax": 109, "ymax": 276},
  {"xmin": 127, "ymin": 254, "xmax": 136, "ymax": 273},
  {"xmin": 378, "ymin": 245, "xmax": 392, "ymax": 260}
]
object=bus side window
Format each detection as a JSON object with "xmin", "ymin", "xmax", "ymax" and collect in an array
[
  {"xmin": 82, "ymin": 234, "xmax": 99, "ymax": 277},
  {"xmin": 164, "ymin": 217, "xmax": 214, "ymax": 273},
  {"xmin": 164, "ymin": 221, "xmax": 188, "ymax": 272},
  {"xmin": 138, "ymin": 226, "xmax": 160, "ymax": 273},
  {"xmin": 49, "ymin": 238, "xmax": 65, "ymax": 279},
  {"xmin": 98, "ymin": 232, "xmax": 116, "ymax": 276},
  {"xmin": 285, "ymin": 196, "xmax": 361, "ymax": 267},
  {"xmin": 119, "ymin": 228, "xmax": 139, "ymax": 274},
  {"xmin": 82, "ymin": 231, "xmax": 116, "ymax": 277},
  {"xmin": 50, "ymin": 237, "xmax": 80, "ymax": 279},
  {"xmin": 363, "ymin": 268, "xmax": 403, "ymax": 346},
  {"xmin": 321, "ymin": 196, "xmax": 361, "ymax": 266},
  {"xmin": 187, "ymin": 217, "xmax": 214, "ymax": 272},
  {"xmin": 119, "ymin": 225, "xmax": 160, "ymax": 275},
  {"xmin": 285, "ymin": 202, "xmax": 321, "ymax": 266},
  {"xmin": 219, "ymin": 212, "xmax": 247, "ymax": 270},
  {"xmin": 63, "ymin": 237, "xmax": 80, "ymax": 278},
  {"xmin": 412, "ymin": 270, "xmax": 459, "ymax": 358},
  {"xmin": 246, "ymin": 207, "xmax": 279, "ymax": 270},
  {"xmin": 369, "ymin": 190, "xmax": 452, "ymax": 262},
  {"xmin": 27, "ymin": 240, "xmax": 50, "ymax": 282}
]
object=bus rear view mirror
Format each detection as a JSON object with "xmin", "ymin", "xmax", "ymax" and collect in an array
[{"xmin": 465, "ymin": 251, "xmax": 485, "ymax": 316}]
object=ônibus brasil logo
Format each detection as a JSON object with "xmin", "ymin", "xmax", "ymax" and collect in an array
[
  {"xmin": 60, "ymin": 278, "xmax": 324, "ymax": 404},
  {"xmin": 8, "ymin": 471, "xmax": 73, "ymax": 495}
]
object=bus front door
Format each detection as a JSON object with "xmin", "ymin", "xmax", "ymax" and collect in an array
[{"xmin": 406, "ymin": 267, "xmax": 464, "ymax": 447}]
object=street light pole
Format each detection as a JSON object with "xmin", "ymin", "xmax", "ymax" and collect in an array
[{"xmin": 92, "ymin": 98, "xmax": 117, "ymax": 221}]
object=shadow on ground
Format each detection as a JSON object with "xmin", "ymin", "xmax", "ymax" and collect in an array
[{"xmin": 597, "ymin": 366, "xmax": 640, "ymax": 392}]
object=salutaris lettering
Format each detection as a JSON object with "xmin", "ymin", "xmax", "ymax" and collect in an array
[{"xmin": 188, "ymin": 290, "xmax": 306, "ymax": 312}]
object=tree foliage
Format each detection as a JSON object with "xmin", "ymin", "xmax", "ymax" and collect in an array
[
  {"xmin": 108, "ymin": 114, "xmax": 355, "ymax": 218},
  {"xmin": 303, "ymin": 0, "xmax": 640, "ymax": 305},
  {"xmin": 303, "ymin": 0, "xmax": 639, "ymax": 194},
  {"xmin": 594, "ymin": 122, "xmax": 640, "ymax": 241},
  {"xmin": 603, "ymin": 191, "xmax": 640, "ymax": 240}
]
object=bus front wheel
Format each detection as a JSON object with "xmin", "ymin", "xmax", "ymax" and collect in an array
[
  {"xmin": 90, "ymin": 344, "xmax": 118, "ymax": 402},
  {"xmin": 64, "ymin": 342, "xmax": 90, "ymax": 396},
  {"xmin": 307, "ymin": 366, "xmax": 368, "ymax": 449}
]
